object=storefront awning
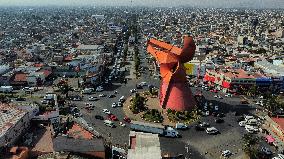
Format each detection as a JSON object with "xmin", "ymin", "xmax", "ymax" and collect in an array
[{"xmin": 266, "ymin": 135, "xmax": 275, "ymax": 143}]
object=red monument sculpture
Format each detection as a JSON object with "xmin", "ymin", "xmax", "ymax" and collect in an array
[{"xmin": 147, "ymin": 36, "xmax": 197, "ymax": 111}]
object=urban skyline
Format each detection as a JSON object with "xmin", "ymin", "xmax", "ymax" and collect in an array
[{"xmin": 0, "ymin": 0, "xmax": 284, "ymax": 8}]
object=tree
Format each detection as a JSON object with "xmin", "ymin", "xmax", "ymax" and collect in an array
[
  {"xmin": 130, "ymin": 93, "xmax": 146, "ymax": 114},
  {"xmin": 36, "ymin": 77, "xmax": 43, "ymax": 90},
  {"xmin": 57, "ymin": 80, "xmax": 73, "ymax": 98},
  {"xmin": 123, "ymin": 44, "xmax": 128, "ymax": 60},
  {"xmin": 247, "ymin": 84, "xmax": 257, "ymax": 97},
  {"xmin": 242, "ymin": 134, "xmax": 259, "ymax": 159}
]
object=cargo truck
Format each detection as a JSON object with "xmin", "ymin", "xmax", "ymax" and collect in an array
[{"xmin": 130, "ymin": 121, "xmax": 179, "ymax": 137}]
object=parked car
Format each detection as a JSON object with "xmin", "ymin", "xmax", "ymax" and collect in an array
[
  {"xmin": 195, "ymin": 125, "xmax": 205, "ymax": 131},
  {"xmin": 108, "ymin": 114, "xmax": 118, "ymax": 121},
  {"xmin": 88, "ymin": 96, "xmax": 99, "ymax": 101},
  {"xmin": 221, "ymin": 150, "xmax": 232, "ymax": 157},
  {"xmin": 130, "ymin": 89, "xmax": 137, "ymax": 93},
  {"xmin": 112, "ymin": 103, "xmax": 117, "ymax": 108},
  {"xmin": 215, "ymin": 118, "xmax": 224, "ymax": 123},
  {"xmin": 205, "ymin": 111, "xmax": 210, "ymax": 116},
  {"xmin": 72, "ymin": 96, "xmax": 82, "ymax": 101},
  {"xmin": 108, "ymin": 94, "xmax": 116, "ymax": 98},
  {"xmin": 272, "ymin": 154, "xmax": 284, "ymax": 159},
  {"xmin": 225, "ymin": 94, "xmax": 232, "ymax": 97},
  {"xmin": 176, "ymin": 123, "xmax": 188, "ymax": 130},
  {"xmin": 16, "ymin": 97, "xmax": 26, "ymax": 101},
  {"xmin": 104, "ymin": 120, "xmax": 115, "ymax": 128},
  {"xmin": 206, "ymin": 127, "xmax": 219, "ymax": 134},
  {"xmin": 239, "ymin": 121, "xmax": 246, "ymax": 127},
  {"xmin": 124, "ymin": 117, "xmax": 131, "ymax": 123},
  {"xmin": 99, "ymin": 94, "xmax": 106, "ymax": 97},
  {"xmin": 117, "ymin": 102, "xmax": 122, "ymax": 107},
  {"xmin": 261, "ymin": 147, "xmax": 273, "ymax": 156},
  {"xmin": 95, "ymin": 115, "xmax": 104, "ymax": 120},
  {"xmin": 199, "ymin": 122, "xmax": 210, "ymax": 127},
  {"xmin": 136, "ymin": 84, "xmax": 143, "ymax": 89},
  {"xmin": 237, "ymin": 116, "xmax": 245, "ymax": 122},
  {"xmin": 217, "ymin": 113, "xmax": 225, "ymax": 118},
  {"xmin": 103, "ymin": 109, "xmax": 111, "ymax": 114},
  {"xmin": 119, "ymin": 122, "xmax": 126, "ymax": 127}
]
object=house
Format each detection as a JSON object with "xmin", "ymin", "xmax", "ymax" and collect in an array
[{"xmin": 9, "ymin": 72, "xmax": 28, "ymax": 87}]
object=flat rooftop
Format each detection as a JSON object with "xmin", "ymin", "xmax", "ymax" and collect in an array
[
  {"xmin": 0, "ymin": 104, "xmax": 27, "ymax": 138},
  {"xmin": 128, "ymin": 131, "xmax": 161, "ymax": 159}
]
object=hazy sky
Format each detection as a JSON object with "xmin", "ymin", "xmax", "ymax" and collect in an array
[{"xmin": 0, "ymin": 0, "xmax": 283, "ymax": 8}]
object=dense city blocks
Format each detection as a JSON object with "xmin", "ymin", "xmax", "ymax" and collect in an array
[{"xmin": 0, "ymin": 2, "xmax": 284, "ymax": 159}]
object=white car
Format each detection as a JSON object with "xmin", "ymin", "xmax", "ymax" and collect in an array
[
  {"xmin": 205, "ymin": 111, "xmax": 210, "ymax": 116},
  {"xmin": 245, "ymin": 125, "xmax": 259, "ymax": 133},
  {"xmin": 206, "ymin": 127, "xmax": 219, "ymax": 134},
  {"xmin": 239, "ymin": 121, "xmax": 246, "ymax": 127},
  {"xmin": 99, "ymin": 94, "xmax": 106, "ymax": 97},
  {"xmin": 139, "ymin": 82, "xmax": 147, "ymax": 86},
  {"xmin": 119, "ymin": 122, "xmax": 126, "ymax": 127},
  {"xmin": 225, "ymin": 94, "xmax": 232, "ymax": 97},
  {"xmin": 103, "ymin": 109, "xmax": 111, "ymax": 114},
  {"xmin": 112, "ymin": 103, "xmax": 117, "ymax": 108},
  {"xmin": 88, "ymin": 96, "xmax": 98, "ymax": 101},
  {"xmin": 222, "ymin": 150, "xmax": 232, "ymax": 157},
  {"xmin": 272, "ymin": 154, "xmax": 284, "ymax": 159},
  {"xmin": 130, "ymin": 89, "xmax": 137, "ymax": 93},
  {"xmin": 85, "ymin": 103, "xmax": 93, "ymax": 107},
  {"xmin": 214, "ymin": 105, "xmax": 219, "ymax": 111},
  {"xmin": 214, "ymin": 95, "xmax": 218, "ymax": 98},
  {"xmin": 218, "ymin": 95, "xmax": 222, "ymax": 99},
  {"xmin": 117, "ymin": 102, "xmax": 122, "ymax": 107}
]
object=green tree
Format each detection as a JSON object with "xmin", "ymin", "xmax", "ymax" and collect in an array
[
  {"xmin": 57, "ymin": 80, "xmax": 73, "ymax": 98},
  {"xmin": 242, "ymin": 134, "xmax": 259, "ymax": 159},
  {"xmin": 123, "ymin": 44, "xmax": 128, "ymax": 60},
  {"xmin": 130, "ymin": 93, "xmax": 146, "ymax": 114}
]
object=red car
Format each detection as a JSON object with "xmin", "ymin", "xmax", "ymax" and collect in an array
[
  {"xmin": 108, "ymin": 114, "xmax": 118, "ymax": 121},
  {"xmin": 123, "ymin": 117, "xmax": 131, "ymax": 123}
]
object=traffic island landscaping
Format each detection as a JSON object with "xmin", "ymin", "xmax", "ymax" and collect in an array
[{"xmin": 123, "ymin": 91, "xmax": 200, "ymax": 126}]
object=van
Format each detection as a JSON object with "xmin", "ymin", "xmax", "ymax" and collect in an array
[{"xmin": 104, "ymin": 120, "xmax": 115, "ymax": 128}]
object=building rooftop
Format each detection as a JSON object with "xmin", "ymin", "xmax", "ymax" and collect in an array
[
  {"xmin": 53, "ymin": 136, "xmax": 105, "ymax": 153},
  {"xmin": 128, "ymin": 131, "xmax": 161, "ymax": 159},
  {"xmin": 77, "ymin": 45, "xmax": 102, "ymax": 50},
  {"xmin": 271, "ymin": 117, "xmax": 284, "ymax": 131},
  {"xmin": 0, "ymin": 104, "xmax": 27, "ymax": 138},
  {"xmin": 67, "ymin": 123, "xmax": 93, "ymax": 140}
]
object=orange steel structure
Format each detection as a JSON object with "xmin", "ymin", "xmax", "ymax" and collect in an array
[{"xmin": 147, "ymin": 36, "xmax": 197, "ymax": 111}]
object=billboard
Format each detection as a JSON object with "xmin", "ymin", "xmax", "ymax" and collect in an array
[{"xmin": 184, "ymin": 63, "xmax": 206, "ymax": 76}]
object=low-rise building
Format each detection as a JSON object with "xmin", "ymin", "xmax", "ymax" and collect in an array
[{"xmin": 127, "ymin": 131, "xmax": 162, "ymax": 159}]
